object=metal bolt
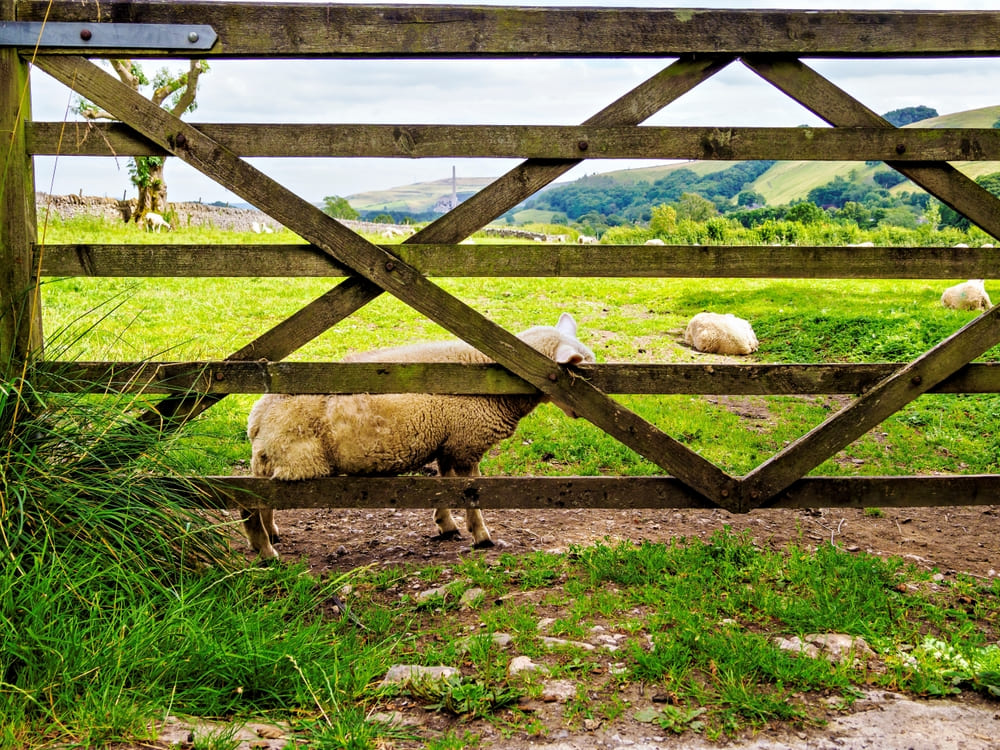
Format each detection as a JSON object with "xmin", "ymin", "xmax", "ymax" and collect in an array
[
  {"xmin": 896, "ymin": 143, "xmax": 907, "ymax": 155},
  {"xmin": 577, "ymin": 140, "xmax": 589, "ymax": 152},
  {"xmin": 175, "ymin": 133, "xmax": 187, "ymax": 147},
  {"xmin": 188, "ymin": 31, "xmax": 200, "ymax": 43},
  {"xmin": 214, "ymin": 371, "xmax": 225, "ymax": 381},
  {"xmin": 720, "ymin": 488, "xmax": 729, "ymax": 498},
  {"xmin": 911, "ymin": 374, "xmax": 922, "ymax": 385},
  {"xmin": 79, "ymin": 28, "xmax": 92, "ymax": 41},
  {"xmin": 384, "ymin": 261, "xmax": 396, "ymax": 271},
  {"xmin": 548, "ymin": 372, "xmax": 559, "ymax": 382}
]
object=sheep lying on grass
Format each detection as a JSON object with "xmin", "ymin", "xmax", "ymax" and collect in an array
[
  {"xmin": 684, "ymin": 312, "xmax": 759, "ymax": 355},
  {"xmin": 941, "ymin": 280, "xmax": 992, "ymax": 311},
  {"xmin": 244, "ymin": 313, "xmax": 596, "ymax": 559}
]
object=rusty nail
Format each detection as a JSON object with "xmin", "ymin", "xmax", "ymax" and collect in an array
[
  {"xmin": 548, "ymin": 372, "xmax": 559, "ymax": 382},
  {"xmin": 895, "ymin": 143, "xmax": 906, "ymax": 155},
  {"xmin": 214, "ymin": 371, "xmax": 225, "ymax": 381},
  {"xmin": 720, "ymin": 489, "xmax": 729, "ymax": 498},
  {"xmin": 911, "ymin": 374, "xmax": 922, "ymax": 385},
  {"xmin": 175, "ymin": 133, "xmax": 187, "ymax": 147},
  {"xmin": 384, "ymin": 261, "xmax": 395, "ymax": 271},
  {"xmin": 577, "ymin": 140, "xmax": 589, "ymax": 151},
  {"xmin": 79, "ymin": 28, "xmax": 92, "ymax": 41},
  {"xmin": 750, "ymin": 490, "xmax": 760, "ymax": 500}
]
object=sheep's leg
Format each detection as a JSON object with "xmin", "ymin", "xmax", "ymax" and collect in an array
[
  {"xmin": 452, "ymin": 463, "xmax": 494, "ymax": 549},
  {"xmin": 241, "ymin": 508, "xmax": 279, "ymax": 560},
  {"xmin": 432, "ymin": 507, "xmax": 463, "ymax": 541}
]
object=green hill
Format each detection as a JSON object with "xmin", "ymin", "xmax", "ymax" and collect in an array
[{"xmin": 344, "ymin": 105, "xmax": 1000, "ymax": 219}]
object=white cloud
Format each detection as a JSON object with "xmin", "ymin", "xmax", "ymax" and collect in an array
[{"xmin": 28, "ymin": 0, "xmax": 1000, "ymax": 204}]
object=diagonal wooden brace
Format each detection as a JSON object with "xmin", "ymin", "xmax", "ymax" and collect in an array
[
  {"xmin": 742, "ymin": 304, "xmax": 1000, "ymax": 507},
  {"xmin": 35, "ymin": 54, "xmax": 739, "ymax": 507},
  {"xmin": 741, "ymin": 56, "xmax": 1000, "ymax": 240}
]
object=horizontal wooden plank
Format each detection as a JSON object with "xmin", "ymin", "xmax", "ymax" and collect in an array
[
  {"xmin": 31, "ymin": 361, "xmax": 1000, "ymax": 396},
  {"xmin": 27, "ymin": 122, "xmax": 1000, "ymax": 161},
  {"xmin": 37, "ymin": 243, "xmax": 1000, "ymax": 279},
  {"xmin": 186, "ymin": 474, "xmax": 1000, "ymax": 513},
  {"xmin": 17, "ymin": 3, "xmax": 1000, "ymax": 58}
]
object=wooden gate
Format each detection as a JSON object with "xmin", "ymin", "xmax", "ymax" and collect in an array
[{"xmin": 5, "ymin": 2, "xmax": 1000, "ymax": 518}]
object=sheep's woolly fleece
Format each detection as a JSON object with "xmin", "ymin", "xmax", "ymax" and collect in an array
[
  {"xmin": 244, "ymin": 313, "xmax": 595, "ymax": 558},
  {"xmin": 684, "ymin": 311, "xmax": 759, "ymax": 355},
  {"xmin": 941, "ymin": 279, "xmax": 992, "ymax": 311}
]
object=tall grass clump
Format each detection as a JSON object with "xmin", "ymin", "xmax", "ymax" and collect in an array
[{"xmin": 0, "ymin": 319, "xmax": 397, "ymax": 747}]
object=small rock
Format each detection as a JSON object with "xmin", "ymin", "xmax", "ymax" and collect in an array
[
  {"xmin": 508, "ymin": 655, "xmax": 550, "ymax": 677},
  {"xmin": 454, "ymin": 632, "xmax": 513, "ymax": 654},
  {"xmin": 540, "ymin": 679, "xmax": 577, "ymax": 703},
  {"xmin": 459, "ymin": 587, "xmax": 485, "ymax": 608},
  {"xmin": 416, "ymin": 585, "xmax": 450, "ymax": 603},
  {"xmin": 380, "ymin": 664, "xmax": 459, "ymax": 688},
  {"xmin": 539, "ymin": 635, "xmax": 596, "ymax": 651}
]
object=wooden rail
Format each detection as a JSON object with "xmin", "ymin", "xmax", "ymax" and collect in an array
[{"xmin": 5, "ymin": 2, "xmax": 1000, "ymax": 518}]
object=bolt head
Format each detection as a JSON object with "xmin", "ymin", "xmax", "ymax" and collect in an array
[
  {"xmin": 79, "ymin": 28, "xmax": 92, "ymax": 41},
  {"xmin": 188, "ymin": 31, "xmax": 200, "ymax": 43}
]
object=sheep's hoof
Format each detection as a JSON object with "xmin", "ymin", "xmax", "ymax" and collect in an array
[
  {"xmin": 472, "ymin": 539, "xmax": 495, "ymax": 549},
  {"xmin": 431, "ymin": 530, "xmax": 463, "ymax": 542}
]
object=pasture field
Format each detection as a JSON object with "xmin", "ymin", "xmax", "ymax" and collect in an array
[{"xmin": 1, "ymin": 214, "xmax": 998, "ymax": 748}]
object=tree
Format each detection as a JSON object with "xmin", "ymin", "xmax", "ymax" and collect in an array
[
  {"xmin": 76, "ymin": 60, "xmax": 209, "ymax": 221},
  {"xmin": 881, "ymin": 105, "xmax": 938, "ymax": 127},
  {"xmin": 676, "ymin": 193, "xmax": 717, "ymax": 223},
  {"xmin": 321, "ymin": 195, "xmax": 359, "ymax": 220},
  {"xmin": 786, "ymin": 201, "xmax": 824, "ymax": 225}
]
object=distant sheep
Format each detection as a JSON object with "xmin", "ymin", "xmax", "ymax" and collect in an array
[
  {"xmin": 684, "ymin": 312, "xmax": 759, "ymax": 355},
  {"xmin": 244, "ymin": 313, "xmax": 596, "ymax": 559},
  {"xmin": 577, "ymin": 235, "xmax": 598, "ymax": 244},
  {"xmin": 644, "ymin": 238, "xmax": 665, "ymax": 245},
  {"xmin": 941, "ymin": 279, "xmax": 992, "ymax": 311},
  {"xmin": 143, "ymin": 212, "xmax": 171, "ymax": 232}
]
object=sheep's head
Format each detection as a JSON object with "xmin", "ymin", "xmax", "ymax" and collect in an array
[{"xmin": 518, "ymin": 313, "xmax": 596, "ymax": 418}]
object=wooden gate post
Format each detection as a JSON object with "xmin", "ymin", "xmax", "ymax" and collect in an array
[{"xmin": 0, "ymin": 0, "xmax": 44, "ymax": 365}]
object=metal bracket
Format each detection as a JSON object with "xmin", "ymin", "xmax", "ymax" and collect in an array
[{"xmin": 0, "ymin": 22, "xmax": 217, "ymax": 51}]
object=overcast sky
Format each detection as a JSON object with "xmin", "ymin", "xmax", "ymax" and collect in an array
[{"xmin": 28, "ymin": 0, "xmax": 1000, "ymax": 205}]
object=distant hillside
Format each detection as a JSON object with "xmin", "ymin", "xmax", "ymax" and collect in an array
[
  {"xmin": 342, "ymin": 105, "xmax": 1000, "ymax": 220},
  {"xmin": 347, "ymin": 176, "xmax": 496, "ymax": 215}
]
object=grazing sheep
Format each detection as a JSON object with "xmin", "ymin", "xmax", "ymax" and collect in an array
[
  {"xmin": 577, "ymin": 235, "xmax": 598, "ymax": 244},
  {"xmin": 941, "ymin": 279, "xmax": 992, "ymax": 311},
  {"xmin": 644, "ymin": 238, "xmax": 665, "ymax": 246},
  {"xmin": 143, "ymin": 212, "xmax": 171, "ymax": 232},
  {"xmin": 244, "ymin": 313, "xmax": 596, "ymax": 559},
  {"xmin": 684, "ymin": 312, "xmax": 759, "ymax": 355}
]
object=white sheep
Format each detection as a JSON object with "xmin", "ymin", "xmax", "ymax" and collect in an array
[
  {"xmin": 244, "ymin": 313, "xmax": 595, "ymax": 559},
  {"xmin": 577, "ymin": 235, "xmax": 598, "ymax": 244},
  {"xmin": 684, "ymin": 312, "xmax": 759, "ymax": 355},
  {"xmin": 644, "ymin": 238, "xmax": 665, "ymax": 246},
  {"xmin": 941, "ymin": 279, "xmax": 992, "ymax": 310},
  {"xmin": 143, "ymin": 212, "xmax": 171, "ymax": 232}
]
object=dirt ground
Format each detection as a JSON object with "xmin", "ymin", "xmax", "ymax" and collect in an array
[
  {"xmin": 221, "ymin": 502, "xmax": 1000, "ymax": 750},
  {"xmin": 261, "ymin": 502, "xmax": 999, "ymax": 581}
]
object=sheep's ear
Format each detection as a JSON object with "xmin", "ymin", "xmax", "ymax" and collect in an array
[
  {"xmin": 554, "ymin": 343, "xmax": 585, "ymax": 364},
  {"xmin": 555, "ymin": 312, "xmax": 577, "ymax": 337}
]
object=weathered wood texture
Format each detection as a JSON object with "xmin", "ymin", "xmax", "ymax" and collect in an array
[
  {"xmin": 38, "ymin": 243, "xmax": 1000, "ymax": 279},
  {"xmin": 28, "ymin": 121, "xmax": 1000, "ymax": 161},
  {"xmin": 15, "ymin": 2, "xmax": 1000, "ymax": 57},
  {"xmin": 14, "ymin": 4, "xmax": 1000, "ymax": 515},
  {"xmin": 192, "ymin": 475, "xmax": 1000, "ymax": 512},
  {"xmin": 34, "ymin": 53, "xmax": 741, "ymax": 508},
  {"xmin": 32, "ymin": 361, "xmax": 1000, "ymax": 397},
  {"xmin": 0, "ymin": 0, "xmax": 43, "ymax": 361}
]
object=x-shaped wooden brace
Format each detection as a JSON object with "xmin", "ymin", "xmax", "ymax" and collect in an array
[
  {"xmin": 34, "ymin": 53, "xmax": 742, "ymax": 508},
  {"xmin": 34, "ymin": 53, "xmax": 1000, "ymax": 513}
]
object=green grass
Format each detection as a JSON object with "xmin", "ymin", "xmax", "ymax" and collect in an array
[{"xmin": 4, "ymin": 214, "xmax": 999, "ymax": 746}]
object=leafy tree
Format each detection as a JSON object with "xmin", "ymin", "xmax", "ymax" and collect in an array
[
  {"xmin": 649, "ymin": 204, "xmax": 677, "ymax": 236},
  {"xmin": 76, "ymin": 60, "xmax": 209, "ymax": 221},
  {"xmin": 882, "ymin": 105, "xmax": 938, "ymax": 127},
  {"xmin": 321, "ymin": 195, "xmax": 359, "ymax": 220},
  {"xmin": 873, "ymin": 170, "xmax": 907, "ymax": 190},
  {"xmin": 940, "ymin": 172, "xmax": 1000, "ymax": 230},
  {"xmin": 676, "ymin": 193, "xmax": 717, "ymax": 223},
  {"xmin": 786, "ymin": 201, "xmax": 824, "ymax": 225},
  {"xmin": 371, "ymin": 213, "xmax": 395, "ymax": 224},
  {"xmin": 737, "ymin": 190, "xmax": 766, "ymax": 208}
]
